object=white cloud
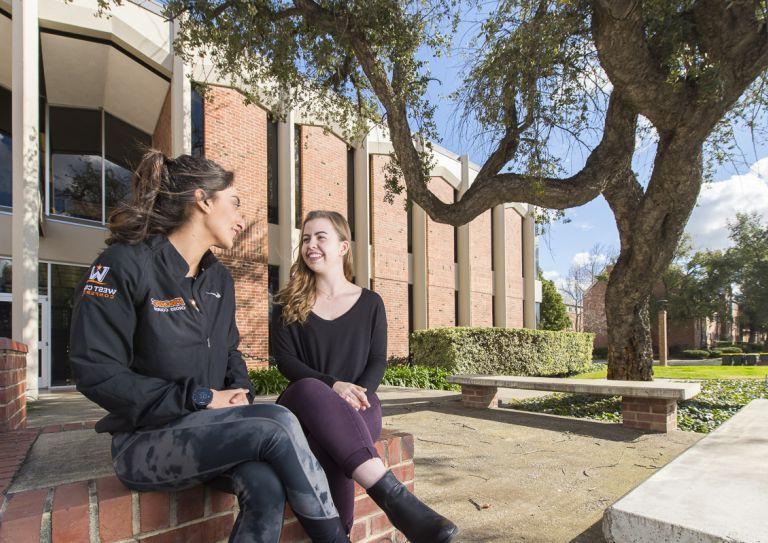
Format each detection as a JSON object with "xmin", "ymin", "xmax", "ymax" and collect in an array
[
  {"xmin": 571, "ymin": 251, "xmax": 608, "ymax": 268},
  {"xmin": 542, "ymin": 270, "xmax": 561, "ymax": 281},
  {"xmin": 685, "ymin": 157, "xmax": 768, "ymax": 251}
]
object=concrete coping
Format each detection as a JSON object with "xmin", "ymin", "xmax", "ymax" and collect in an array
[
  {"xmin": 448, "ymin": 375, "xmax": 701, "ymax": 400},
  {"xmin": 603, "ymin": 399, "xmax": 768, "ymax": 542}
]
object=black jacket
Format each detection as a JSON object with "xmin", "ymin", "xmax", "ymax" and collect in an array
[{"xmin": 70, "ymin": 235, "xmax": 253, "ymax": 434}]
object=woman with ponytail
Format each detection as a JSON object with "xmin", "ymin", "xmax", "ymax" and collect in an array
[
  {"xmin": 271, "ymin": 210, "xmax": 458, "ymax": 543},
  {"xmin": 70, "ymin": 151, "xmax": 350, "ymax": 543}
]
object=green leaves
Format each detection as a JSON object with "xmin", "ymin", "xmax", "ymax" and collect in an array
[{"xmin": 513, "ymin": 379, "xmax": 768, "ymax": 433}]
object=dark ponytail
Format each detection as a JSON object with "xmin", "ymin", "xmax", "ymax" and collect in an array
[{"xmin": 106, "ymin": 149, "xmax": 234, "ymax": 245}]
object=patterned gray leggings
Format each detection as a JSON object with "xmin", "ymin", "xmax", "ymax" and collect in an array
[{"xmin": 111, "ymin": 404, "xmax": 344, "ymax": 542}]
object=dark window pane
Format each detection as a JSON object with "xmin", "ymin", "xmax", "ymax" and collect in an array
[
  {"xmin": 294, "ymin": 125, "xmax": 302, "ymax": 228},
  {"xmin": 105, "ymin": 113, "xmax": 149, "ymax": 217},
  {"xmin": 50, "ymin": 107, "xmax": 100, "ymax": 153},
  {"xmin": 0, "ymin": 87, "xmax": 11, "ymax": 207},
  {"xmin": 0, "ymin": 258, "xmax": 49, "ymax": 295},
  {"xmin": 50, "ymin": 107, "xmax": 102, "ymax": 221},
  {"xmin": 104, "ymin": 159, "xmax": 133, "ymax": 219},
  {"xmin": 0, "ymin": 86, "xmax": 10, "ymax": 135},
  {"xmin": 453, "ymin": 190, "xmax": 459, "ymax": 264},
  {"xmin": 408, "ymin": 284, "xmax": 413, "ymax": 335},
  {"xmin": 267, "ymin": 120, "xmax": 278, "ymax": 224},
  {"xmin": 347, "ymin": 147, "xmax": 355, "ymax": 241},
  {"xmin": 51, "ymin": 154, "xmax": 102, "ymax": 220},
  {"xmin": 267, "ymin": 265, "xmax": 280, "ymax": 356},
  {"xmin": 407, "ymin": 198, "xmax": 412, "ymax": 253},
  {"xmin": 191, "ymin": 89, "xmax": 204, "ymax": 157},
  {"xmin": 50, "ymin": 264, "xmax": 88, "ymax": 386},
  {"xmin": 0, "ymin": 132, "xmax": 10, "ymax": 208}
]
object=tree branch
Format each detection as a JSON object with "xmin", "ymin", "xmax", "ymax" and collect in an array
[{"xmin": 591, "ymin": 0, "xmax": 688, "ymax": 130}]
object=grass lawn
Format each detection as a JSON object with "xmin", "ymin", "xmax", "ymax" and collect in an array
[
  {"xmin": 574, "ymin": 365, "xmax": 768, "ymax": 380},
  {"xmin": 512, "ymin": 365, "xmax": 768, "ymax": 433}
]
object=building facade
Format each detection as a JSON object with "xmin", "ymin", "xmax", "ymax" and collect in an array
[{"xmin": 0, "ymin": 0, "xmax": 540, "ymax": 398}]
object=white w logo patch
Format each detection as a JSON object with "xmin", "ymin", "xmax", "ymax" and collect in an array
[{"xmin": 89, "ymin": 265, "xmax": 110, "ymax": 283}]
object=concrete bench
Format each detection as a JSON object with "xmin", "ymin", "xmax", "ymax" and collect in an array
[
  {"xmin": 448, "ymin": 375, "xmax": 701, "ymax": 432},
  {"xmin": 603, "ymin": 398, "xmax": 768, "ymax": 542}
]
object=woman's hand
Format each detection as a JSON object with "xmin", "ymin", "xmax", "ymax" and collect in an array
[
  {"xmin": 332, "ymin": 381, "xmax": 370, "ymax": 411},
  {"xmin": 208, "ymin": 388, "xmax": 250, "ymax": 409}
]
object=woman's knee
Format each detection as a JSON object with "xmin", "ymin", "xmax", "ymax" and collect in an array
[{"xmin": 231, "ymin": 462, "xmax": 285, "ymax": 508}]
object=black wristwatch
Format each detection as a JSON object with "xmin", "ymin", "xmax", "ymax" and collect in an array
[{"xmin": 192, "ymin": 387, "xmax": 214, "ymax": 410}]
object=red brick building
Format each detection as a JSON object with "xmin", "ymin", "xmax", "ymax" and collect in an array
[{"xmin": 0, "ymin": 0, "xmax": 540, "ymax": 397}]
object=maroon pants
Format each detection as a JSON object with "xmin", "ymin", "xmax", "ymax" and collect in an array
[{"xmin": 277, "ymin": 378, "xmax": 382, "ymax": 534}]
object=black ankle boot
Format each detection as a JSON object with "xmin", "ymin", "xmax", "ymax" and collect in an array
[
  {"xmin": 292, "ymin": 513, "xmax": 350, "ymax": 543},
  {"xmin": 367, "ymin": 470, "xmax": 458, "ymax": 543}
]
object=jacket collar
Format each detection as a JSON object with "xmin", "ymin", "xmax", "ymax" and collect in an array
[{"xmin": 146, "ymin": 235, "xmax": 220, "ymax": 279}]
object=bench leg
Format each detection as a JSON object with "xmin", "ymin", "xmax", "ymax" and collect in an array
[
  {"xmin": 460, "ymin": 385, "xmax": 499, "ymax": 409},
  {"xmin": 621, "ymin": 397, "xmax": 677, "ymax": 432}
]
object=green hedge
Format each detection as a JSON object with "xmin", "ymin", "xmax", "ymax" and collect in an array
[
  {"xmin": 721, "ymin": 353, "xmax": 768, "ymax": 366},
  {"xmin": 410, "ymin": 327, "xmax": 594, "ymax": 376},
  {"xmin": 249, "ymin": 364, "xmax": 462, "ymax": 395},
  {"xmin": 718, "ymin": 346, "xmax": 743, "ymax": 354},
  {"xmin": 682, "ymin": 349, "xmax": 711, "ymax": 359}
]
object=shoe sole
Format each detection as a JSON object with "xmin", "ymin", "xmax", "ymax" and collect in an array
[{"xmin": 439, "ymin": 526, "xmax": 460, "ymax": 543}]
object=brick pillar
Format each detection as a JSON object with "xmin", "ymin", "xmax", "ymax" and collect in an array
[
  {"xmin": 621, "ymin": 397, "xmax": 677, "ymax": 432},
  {"xmin": 460, "ymin": 385, "xmax": 499, "ymax": 409},
  {"xmin": 0, "ymin": 339, "xmax": 28, "ymax": 432}
]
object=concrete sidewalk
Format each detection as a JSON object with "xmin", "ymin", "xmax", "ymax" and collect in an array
[{"xmin": 19, "ymin": 387, "xmax": 701, "ymax": 542}]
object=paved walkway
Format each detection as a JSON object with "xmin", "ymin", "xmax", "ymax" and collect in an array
[{"xmin": 20, "ymin": 387, "xmax": 702, "ymax": 542}]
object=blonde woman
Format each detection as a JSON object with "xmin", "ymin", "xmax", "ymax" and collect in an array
[{"xmin": 271, "ymin": 210, "xmax": 458, "ymax": 543}]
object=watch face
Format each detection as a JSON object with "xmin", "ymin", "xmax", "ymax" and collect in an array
[{"xmin": 193, "ymin": 388, "xmax": 213, "ymax": 407}]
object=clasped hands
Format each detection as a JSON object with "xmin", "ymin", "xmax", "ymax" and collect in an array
[
  {"xmin": 207, "ymin": 388, "xmax": 250, "ymax": 409},
  {"xmin": 332, "ymin": 381, "xmax": 371, "ymax": 411}
]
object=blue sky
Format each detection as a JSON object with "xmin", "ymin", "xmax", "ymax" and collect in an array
[{"xmin": 418, "ymin": 10, "xmax": 768, "ymax": 301}]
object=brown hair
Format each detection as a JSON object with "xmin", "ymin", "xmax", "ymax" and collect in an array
[
  {"xmin": 275, "ymin": 210, "xmax": 354, "ymax": 325},
  {"xmin": 106, "ymin": 149, "xmax": 234, "ymax": 245}
]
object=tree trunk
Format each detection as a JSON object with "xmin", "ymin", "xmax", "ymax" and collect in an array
[{"xmin": 604, "ymin": 257, "xmax": 655, "ymax": 380}]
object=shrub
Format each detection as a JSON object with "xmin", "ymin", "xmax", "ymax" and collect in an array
[
  {"xmin": 410, "ymin": 327, "xmax": 594, "ymax": 376},
  {"xmin": 249, "ymin": 367, "xmax": 289, "ymax": 395},
  {"xmin": 380, "ymin": 365, "xmax": 459, "ymax": 391},
  {"xmin": 539, "ymin": 278, "xmax": 571, "ymax": 331},
  {"xmin": 592, "ymin": 346, "xmax": 608, "ymax": 359},
  {"xmin": 681, "ymin": 349, "xmax": 710, "ymax": 360},
  {"xmin": 708, "ymin": 349, "xmax": 723, "ymax": 358},
  {"xmin": 719, "ymin": 346, "xmax": 743, "ymax": 354},
  {"xmin": 715, "ymin": 341, "xmax": 734, "ymax": 348},
  {"xmin": 249, "ymin": 364, "xmax": 461, "ymax": 395}
]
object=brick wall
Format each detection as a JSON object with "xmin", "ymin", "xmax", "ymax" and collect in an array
[
  {"xmin": 505, "ymin": 208, "xmax": 524, "ymax": 328},
  {"xmin": 204, "ymin": 87, "xmax": 270, "ymax": 367},
  {"xmin": 299, "ymin": 126, "xmax": 349, "ymax": 218},
  {"xmin": 0, "ymin": 429, "xmax": 413, "ymax": 543},
  {"xmin": 152, "ymin": 88, "xmax": 172, "ymax": 156},
  {"xmin": 370, "ymin": 154, "xmax": 410, "ymax": 358},
  {"xmin": 0, "ymin": 339, "xmax": 27, "ymax": 432},
  {"xmin": 470, "ymin": 209, "xmax": 493, "ymax": 326},
  {"xmin": 426, "ymin": 177, "xmax": 456, "ymax": 328},
  {"xmin": 583, "ymin": 281, "xmax": 608, "ymax": 348}
]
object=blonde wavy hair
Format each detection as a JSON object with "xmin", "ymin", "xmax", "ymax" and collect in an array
[{"xmin": 275, "ymin": 210, "xmax": 355, "ymax": 325}]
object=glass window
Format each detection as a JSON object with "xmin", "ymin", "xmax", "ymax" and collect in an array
[
  {"xmin": 294, "ymin": 125, "xmax": 302, "ymax": 228},
  {"xmin": 267, "ymin": 120, "xmax": 278, "ymax": 224},
  {"xmin": 407, "ymin": 198, "xmax": 412, "ymax": 253},
  {"xmin": 491, "ymin": 214, "xmax": 495, "ymax": 271},
  {"xmin": 50, "ymin": 263, "xmax": 88, "ymax": 386},
  {"xmin": 50, "ymin": 107, "xmax": 102, "ymax": 221},
  {"xmin": 347, "ymin": 147, "xmax": 355, "ymax": 241},
  {"xmin": 0, "ymin": 86, "xmax": 11, "ymax": 208},
  {"xmin": 0, "ymin": 258, "xmax": 49, "ymax": 295},
  {"xmin": 267, "ymin": 265, "xmax": 280, "ymax": 356},
  {"xmin": 453, "ymin": 189, "xmax": 458, "ymax": 264},
  {"xmin": 408, "ymin": 283, "xmax": 413, "ymax": 335},
  {"xmin": 455, "ymin": 290, "xmax": 459, "ymax": 326},
  {"xmin": 191, "ymin": 88, "xmax": 204, "ymax": 158},
  {"xmin": 105, "ymin": 112, "xmax": 150, "ymax": 218}
]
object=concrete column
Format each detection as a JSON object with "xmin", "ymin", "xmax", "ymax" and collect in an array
[
  {"xmin": 277, "ymin": 109, "xmax": 297, "ymax": 287},
  {"xmin": 12, "ymin": 0, "xmax": 40, "ymax": 399},
  {"xmin": 171, "ymin": 18, "xmax": 192, "ymax": 157},
  {"xmin": 492, "ymin": 205, "xmax": 507, "ymax": 327},
  {"xmin": 457, "ymin": 156, "xmax": 472, "ymax": 326},
  {"xmin": 411, "ymin": 203, "xmax": 427, "ymax": 330},
  {"xmin": 522, "ymin": 205, "xmax": 536, "ymax": 328},
  {"xmin": 353, "ymin": 137, "xmax": 371, "ymax": 289}
]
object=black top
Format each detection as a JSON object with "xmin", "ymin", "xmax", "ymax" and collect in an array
[
  {"xmin": 69, "ymin": 235, "xmax": 253, "ymax": 434},
  {"xmin": 271, "ymin": 288, "xmax": 388, "ymax": 393}
]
